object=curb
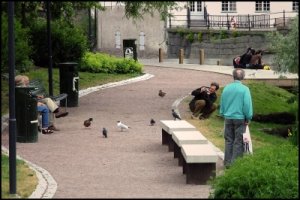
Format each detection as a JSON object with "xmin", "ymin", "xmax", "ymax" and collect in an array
[{"xmin": 1, "ymin": 146, "xmax": 57, "ymax": 199}]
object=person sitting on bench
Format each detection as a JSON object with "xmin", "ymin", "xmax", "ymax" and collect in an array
[{"xmin": 15, "ymin": 75, "xmax": 68, "ymax": 132}]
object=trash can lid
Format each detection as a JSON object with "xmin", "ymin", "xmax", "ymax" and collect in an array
[{"xmin": 58, "ymin": 62, "xmax": 78, "ymax": 66}]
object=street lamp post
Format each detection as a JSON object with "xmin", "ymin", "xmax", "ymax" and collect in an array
[
  {"xmin": 46, "ymin": 1, "xmax": 53, "ymax": 96},
  {"xmin": 8, "ymin": 1, "xmax": 17, "ymax": 195}
]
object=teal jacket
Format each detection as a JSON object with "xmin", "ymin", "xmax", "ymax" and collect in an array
[{"xmin": 220, "ymin": 80, "xmax": 253, "ymax": 120}]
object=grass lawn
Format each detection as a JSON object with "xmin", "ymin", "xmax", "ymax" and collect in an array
[
  {"xmin": 1, "ymin": 154, "xmax": 38, "ymax": 198},
  {"xmin": 183, "ymin": 80, "xmax": 298, "ymax": 153}
]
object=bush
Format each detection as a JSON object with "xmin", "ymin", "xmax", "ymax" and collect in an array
[
  {"xmin": 80, "ymin": 52, "xmax": 143, "ymax": 74},
  {"xmin": 186, "ymin": 32, "xmax": 194, "ymax": 43},
  {"xmin": 197, "ymin": 32, "xmax": 203, "ymax": 42},
  {"xmin": 209, "ymin": 144, "xmax": 299, "ymax": 199},
  {"xmin": 1, "ymin": 13, "xmax": 33, "ymax": 73},
  {"xmin": 219, "ymin": 30, "xmax": 228, "ymax": 39},
  {"xmin": 231, "ymin": 30, "xmax": 241, "ymax": 38},
  {"xmin": 29, "ymin": 18, "xmax": 88, "ymax": 67}
]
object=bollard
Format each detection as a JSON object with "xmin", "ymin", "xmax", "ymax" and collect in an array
[
  {"xmin": 179, "ymin": 49, "xmax": 184, "ymax": 64},
  {"xmin": 199, "ymin": 49, "xmax": 205, "ymax": 65},
  {"xmin": 159, "ymin": 48, "xmax": 163, "ymax": 63}
]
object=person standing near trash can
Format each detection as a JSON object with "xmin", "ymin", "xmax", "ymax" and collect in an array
[
  {"xmin": 219, "ymin": 68, "xmax": 253, "ymax": 168},
  {"xmin": 15, "ymin": 75, "xmax": 53, "ymax": 134}
]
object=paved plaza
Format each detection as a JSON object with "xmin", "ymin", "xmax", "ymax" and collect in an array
[{"xmin": 1, "ymin": 60, "xmax": 298, "ymax": 198}]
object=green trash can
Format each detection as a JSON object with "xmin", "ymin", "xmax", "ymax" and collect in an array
[
  {"xmin": 59, "ymin": 62, "xmax": 79, "ymax": 107},
  {"xmin": 15, "ymin": 87, "xmax": 38, "ymax": 143},
  {"xmin": 123, "ymin": 39, "xmax": 137, "ymax": 61}
]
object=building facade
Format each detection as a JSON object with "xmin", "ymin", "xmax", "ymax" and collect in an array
[{"xmin": 96, "ymin": 1, "xmax": 298, "ymax": 59}]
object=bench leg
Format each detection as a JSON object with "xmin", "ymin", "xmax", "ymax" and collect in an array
[
  {"xmin": 182, "ymin": 159, "xmax": 186, "ymax": 174},
  {"xmin": 64, "ymin": 97, "xmax": 68, "ymax": 112},
  {"xmin": 174, "ymin": 143, "xmax": 180, "ymax": 158},
  {"xmin": 178, "ymin": 151, "xmax": 184, "ymax": 167},
  {"xmin": 186, "ymin": 163, "xmax": 216, "ymax": 185},
  {"xmin": 168, "ymin": 138, "xmax": 175, "ymax": 152},
  {"xmin": 162, "ymin": 129, "xmax": 169, "ymax": 145}
]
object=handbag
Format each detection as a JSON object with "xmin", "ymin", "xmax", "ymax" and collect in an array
[{"xmin": 243, "ymin": 125, "xmax": 253, "ymax": 154}]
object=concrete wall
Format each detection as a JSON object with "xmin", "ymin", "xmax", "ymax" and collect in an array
[
  {"xmin": 167, "ymin": 30, "xmax": 275, "ymax": 66},
  {"xmin": 96, "ymin": 5, "xmax": 167, "ymax": 58}
]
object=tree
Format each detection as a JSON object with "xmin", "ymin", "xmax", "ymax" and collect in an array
[
  {"xmin": 119, "ymin": 1, "xmax": 178, "ymax": 21},
  {"xmin": 267, "ymin": 16, "xmax": 299, "ymax": 74},
  {"xmin": 267, "ymin": 15, "xmax": 299, "ymax": 147}
]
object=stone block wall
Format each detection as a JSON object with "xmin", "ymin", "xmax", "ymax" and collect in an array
[{"xmin": 167, "ymin": 30, "xmax": 275, "ymax": 66}]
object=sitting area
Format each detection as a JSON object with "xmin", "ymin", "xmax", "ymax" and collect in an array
[{"xmin": 29, "ymin": 79, "xmax": 68, "ymax": 112}]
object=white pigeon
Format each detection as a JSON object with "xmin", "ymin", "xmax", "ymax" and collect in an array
[{"xmin": 117, "ymin": 121, "xmax": 130, "ymax": 132}]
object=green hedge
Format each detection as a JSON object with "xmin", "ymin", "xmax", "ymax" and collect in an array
[
  {"xmin": 1, "ymin": 13, "xmax": 33, "ymax": 73},
  {"xmin": 209, "ymin": 144, "xmax": 299, "ymax": 199},
  {"xmin": 80, "ymin": 52, "xmax": 143, "ymax": 74},
  {"xmin": 29, "ymin": 18, "xmax": 88, "ymax": 67}
]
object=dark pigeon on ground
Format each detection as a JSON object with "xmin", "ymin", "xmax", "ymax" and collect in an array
[
  {"xmin": 159, "ymin": 90, "xmax": 166, "ymax": 97},
  {"xmin": 150, "ymin": 118, "xmax": 156, "ymax": 126},
  {"xmin": 84, "ymin": 118, "xmax": 93, "ymax": 127},
  {"xmin": 102, "ymin": 127, "xmax": 108, "ymax": 138},
  {"xmin": 172, "ymin": 109, "xmax": 181, "ymax": 120}
]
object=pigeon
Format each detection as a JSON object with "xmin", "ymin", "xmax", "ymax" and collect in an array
[
  {"xmin": 117, "ymin": 121, "xmax": 130, "ymax": 132},
  {"xmin": 150, "ymin": 118, "xmax": 156, "ymax": 126},
  {"xmin": 102, "ymin": 128, "xmax": 108, "ymax": 138},
  {"xmin": 84, "ymin": 118, "xmax": 93, "ymax": 127},
  {"xmin": 172, "ymin": 109, "xmax": 181, "ymax": 120},
  {"xmin": 158, "ymin": 90, "xmax": 166, "ymax": 97}
]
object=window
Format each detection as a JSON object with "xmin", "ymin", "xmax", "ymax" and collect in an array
[
  {"xmin": 292, "ymin": 1, "xmax": 298, "ymax": 11},
  {"xmin": 139, "ymin": 32, "xmax": 145, "ymax": 51},
  {"xmin": 115, "ymin": 31, "xmax": 120, "ymax": 49},
  {"xmin": 222, "ymin": 1, "xmax": 236, "ymax": 12},
  {"xmin": 255, "ymin": 1, "xmax": 270, "ymax": 12},
  {"xmin": 189, "ymin": 1, "xmax": 202, "ymax": 12}
]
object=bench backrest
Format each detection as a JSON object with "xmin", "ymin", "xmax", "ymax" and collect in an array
[{"xmin": 29, "ymin": 79, "xmax": 49, "ymax": 97}]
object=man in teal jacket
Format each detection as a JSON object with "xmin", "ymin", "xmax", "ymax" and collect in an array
[{"xmin": 220, "ymin": 68, "xmax": 253, "ymax": 168}]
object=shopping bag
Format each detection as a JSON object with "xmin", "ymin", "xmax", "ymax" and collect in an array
[{"xmin": 243, "ymin": 125, "xmax": 253, "ymax": 154}]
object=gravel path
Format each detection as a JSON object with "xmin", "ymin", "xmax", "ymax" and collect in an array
[{"xmin": 1, "ymin": 66, "xmax": 232, "ymax": 198}]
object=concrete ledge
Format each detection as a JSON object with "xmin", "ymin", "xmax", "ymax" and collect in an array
[
  {"xmin": 181, "ymin": 144, "xmax": 218, "ymax": 163},
  {"xmin": 172, "ymin": 130, "xmax": 208, "ymax": 146},
  {"xmin": 160, "ymin": 120, "xmax": 196, "ymax": 134}
]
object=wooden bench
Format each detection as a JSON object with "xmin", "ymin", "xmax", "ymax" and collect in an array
[
  {"xmin": 181, "ymin": 144, "xmax": 218, "ymax": 185},
  {"xmin": 29, "ymin": 79, "xmax": 68, "ymax": 111},
  {"xmin": 160, "ymin": 120, "xmax": 196, "ymax": 152},
  {"xmin": 171, "ymin": 130, "xmax": 208, "ymax": 166}
]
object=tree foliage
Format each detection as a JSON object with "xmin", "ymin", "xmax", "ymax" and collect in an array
[
  {"xmin": 267, "ymin": 16, "xmax": 299, "ymax": 74},
  {"xmin": 119, "ymin": 1, "xmax": 179, "ymax": 21},
  {"xmin": 1, "ymin": 1, "xmax": 104, "ymax": 27}
]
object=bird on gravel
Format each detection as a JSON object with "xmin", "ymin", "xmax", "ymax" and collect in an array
[
  {"xmin": 102, "ymin": 128, "xmax": 108, "ymax": 138},
  {"xmin": 150, "ymin": 118, "xmax": 156, "ymax": 126},
  {"xmin": 117, "ymin": 121, "xmax": 130, "ymax": 132},
  {"xmin": 158, "ymin": 90, "xmax": 166, "ymax": 97},
  {"xmin": 172, "ymin": 109, "xmax": 181, "ymax": 120},
  {"xmin": 84, "ymin": 118, "xmax": 93, "ymax": 127}
]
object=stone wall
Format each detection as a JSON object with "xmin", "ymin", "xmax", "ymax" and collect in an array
[{"xmin": 167, "ymin": 30, "xmax": 275, "ymax": 66}]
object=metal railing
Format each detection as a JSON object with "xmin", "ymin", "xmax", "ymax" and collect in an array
[{"xmin": 168, "ymin": 10, "xmax": 297, "ymax": 31}]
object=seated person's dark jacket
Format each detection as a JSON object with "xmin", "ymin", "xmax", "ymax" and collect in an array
[{"xmin": 189, "ymin": 86, "xmax": 217, "ymax": 112}]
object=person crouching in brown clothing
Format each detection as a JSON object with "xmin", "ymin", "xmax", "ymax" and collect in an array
[{"xmin": 189, "ymin": 82, "xmax": 219, "ymax": 120}]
